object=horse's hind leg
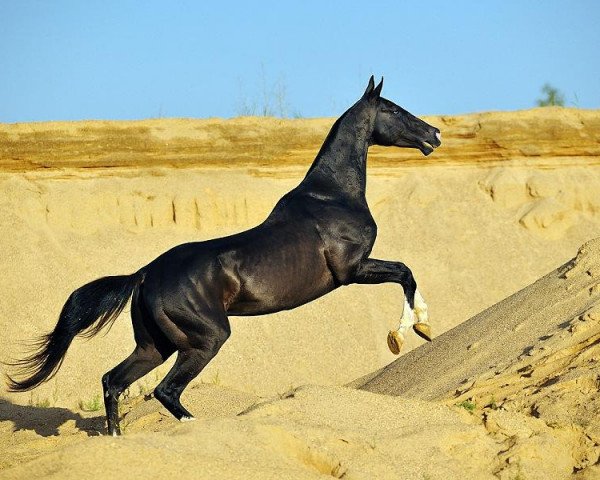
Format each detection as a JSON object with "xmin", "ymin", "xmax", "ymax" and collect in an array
[
  {"xmin": 102, "ymin": 289, "xmax": 175, "ymax": 436},
  {"xmin": 154, "ymin": 311, "xmax": 230, "ymax": 421},
  {"xmin": 102, "ymin": 346, "xmax": 167, "ymax": 435}
]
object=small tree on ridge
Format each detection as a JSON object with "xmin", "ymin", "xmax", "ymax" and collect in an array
[{"xmin": 536, "ymin": 83, "xmax": 565, "ymax": 107}]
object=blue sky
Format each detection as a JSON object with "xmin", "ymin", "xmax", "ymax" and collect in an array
[{"xmin": 1, "ymin": 1, "xmax": 599, "ymax": 122}]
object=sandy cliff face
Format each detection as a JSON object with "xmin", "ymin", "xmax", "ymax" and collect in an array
[
  {"xmin": 1, "ymin": 108, "xmax": 599, "ymax": 403},
  {"xmin": 0, "ymin": 108, "xmax": 599, "ymax": 478},
  {"xmin": 1, "ymin": 107, "xmax": 598, "ymax": 170}
]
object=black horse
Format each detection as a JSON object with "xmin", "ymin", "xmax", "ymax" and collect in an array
[{"xmin": 7, "ymin": 77, "xmax": 441, "ymax": 435}]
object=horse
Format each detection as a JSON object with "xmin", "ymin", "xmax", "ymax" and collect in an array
[{"xmin": 7, "ymin": 76, "xmax": 441, "ymax": 435}]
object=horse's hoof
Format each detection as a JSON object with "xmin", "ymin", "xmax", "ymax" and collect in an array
[
  {"xmin": 387, "ymin": 330, "xmax": 404, "ymax": 355},
  {"xmin": 413, "ymin": 323, "xmax": 432, "ymax": 342}
]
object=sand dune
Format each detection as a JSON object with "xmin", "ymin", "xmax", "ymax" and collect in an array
[
  {"xmin": 1, "ymin": 384, "xmax": 502, "ymax": 480},
  {"xmin": 354, "ymin": 237, "xmax": 600, "ymax": 399},
  {"xmin": 354, "ymin": 238, "xmax": 600, "ymax": 477},
  {"xmin": 1, "ymin": 109, "xmax": 599, "ymax": 478}
]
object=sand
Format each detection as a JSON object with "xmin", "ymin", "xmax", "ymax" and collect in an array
[
  {"xmin": 353, "ymin": 237, "xmax": 600, "ymax": 478},
  {"xmin": 0, "ymin": 108, "xmax": 599, "ymax": 478}
]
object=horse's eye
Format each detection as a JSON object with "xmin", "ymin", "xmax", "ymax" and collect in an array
[{"xmin": 392, "ymin": 110, "xmax": 399, "ymax": 115}]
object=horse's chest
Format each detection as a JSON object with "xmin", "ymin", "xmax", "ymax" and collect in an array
[
  {"xmin": 323, "ymin": 208, "xmax": 377, "ymax": 246},
  {"xmin": 319, "ymin": 212, "xmax": 377, "ymax": 281},
  {"xmin": 329, "ymin": 221, "xmax": 376, "ymax": 249}
]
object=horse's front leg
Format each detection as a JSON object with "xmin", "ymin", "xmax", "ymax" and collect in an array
[{"xmin": 349, "ymin": 258, "xmax": 431, "ymax": 354}]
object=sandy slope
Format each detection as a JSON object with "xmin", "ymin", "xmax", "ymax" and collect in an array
[
  {"xmin": 354, "ymin": 238, "xmax": 600, "ymax": 478},
  {"xmin": 0, "ymin": 109, "xmax": 599, "ymax": 478},
  {"xmin": 1, "ymin": 384, "xmax": 502, "ymax": 480}
]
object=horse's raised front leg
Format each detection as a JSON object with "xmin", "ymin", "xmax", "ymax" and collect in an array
[{"xmin": 349, "ymin": 258, "xmax": 431, "ymax": 354}]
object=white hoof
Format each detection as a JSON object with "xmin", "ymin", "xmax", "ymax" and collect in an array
[{"xmin": 180, "ymin": 416, "xmax": 196, "ymax": 422}]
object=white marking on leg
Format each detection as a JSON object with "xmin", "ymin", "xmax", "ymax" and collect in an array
[
  {"xmin": 180, "ymin": 416, "xmax": 196, "ymax": 422},
  {"xmin": 413, "ymin": 289, "xmax": 429, "ymax": 325},
  {"xmin": 397, "ymin": 298, "xmax": 416, "ymax": 335}
]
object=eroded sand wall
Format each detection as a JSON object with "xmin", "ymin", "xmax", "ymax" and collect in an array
[{"xmin": 1, "ymin": 109, "xmax": 599, "ymax": 407}]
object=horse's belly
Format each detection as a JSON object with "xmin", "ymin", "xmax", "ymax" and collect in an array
[{"xmin": 225, "ymin": 238, "xmax": 336, "ymax": 316}]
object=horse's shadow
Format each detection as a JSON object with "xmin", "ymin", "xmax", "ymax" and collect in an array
[{"xmin": 0, "ymin": 397, "xmax": 104, "ymax": 437}]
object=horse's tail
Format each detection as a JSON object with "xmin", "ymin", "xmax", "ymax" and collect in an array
[{"xmin": 6, "ymin": 272, "xmax": 144, "ymax": 392}]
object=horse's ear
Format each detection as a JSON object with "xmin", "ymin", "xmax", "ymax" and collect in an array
[
  {"xmin": 363, "ymin": 75, "xmax": 375, "ymax": 97},
  {"xmin": 373, "ymin": 77, "xmax": 383, "ymax": 98}
]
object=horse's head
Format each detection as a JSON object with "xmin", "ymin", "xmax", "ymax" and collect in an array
[{"xmin": 363, "ymin": 76, "xmax": 441, "ymax": 156}]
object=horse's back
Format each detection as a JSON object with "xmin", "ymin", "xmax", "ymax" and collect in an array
[{"xmin": 138, "ymin": 219, "xmax": 336, "ymax": 317}]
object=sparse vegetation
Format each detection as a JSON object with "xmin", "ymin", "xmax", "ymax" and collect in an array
[
  {"xmin": 78, "ymin": 394, "xmax": 102, "ymax": 412},
  {"xmin": 486, "ymin": 396, "xmax": 498, "ymax": 410},
  {"xmin": 28, "ymin": 383, "xmax": 59, "ymax": 408},
  {"xmin": 456, "ymin": 399, "xmax": 477, "ymax": 412},
  {"xmin": 28, "ymin": 394, "xmax": 51, "ymax": 408},
  {"xmin": 137, "ymin": 382, "xmax": 149, "ymax": 396},
  {"xmin": 536, "ymin": 83, "xmax": 565, "ymax": 107},
  {"xmin": 236, "ymin": 64, "xmax": 298, "ymax": 118}
]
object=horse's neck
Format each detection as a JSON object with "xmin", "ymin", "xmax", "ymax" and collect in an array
[{"xmin": 301, "ymin": 107, "xmax": 372, "ymax": 201}]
